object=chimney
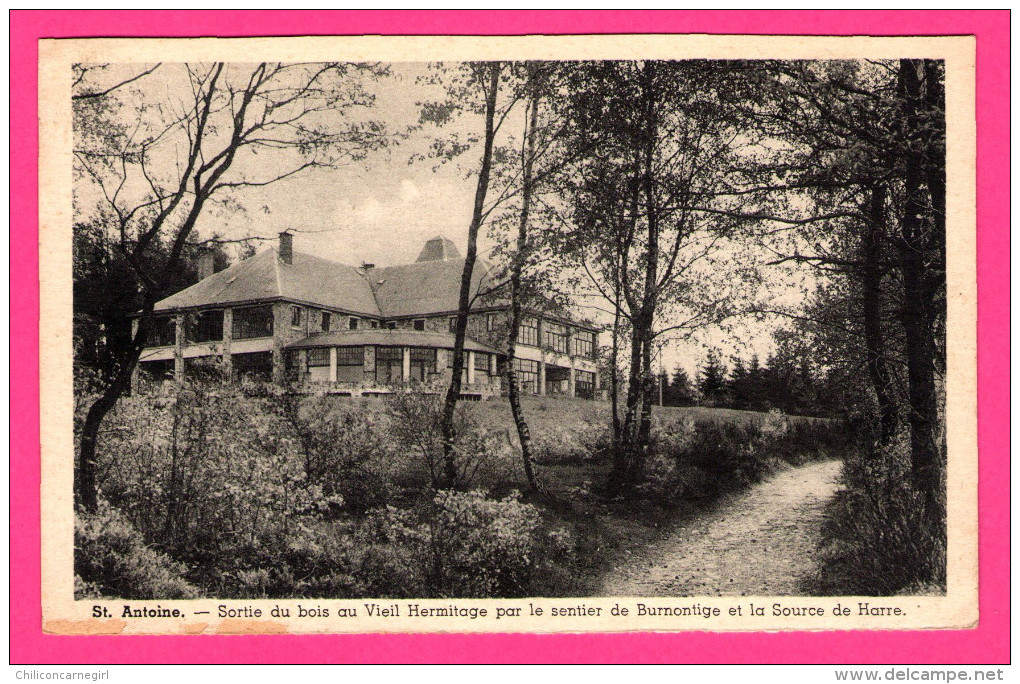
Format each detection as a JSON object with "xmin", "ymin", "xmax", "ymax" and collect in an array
[
  {"xmin": 197, "ymin": 251, "xmax": 215, "ymax": 280},
  {"xmin": 279, "ymin": 231, "xmax": 293, "ymax": 265}
]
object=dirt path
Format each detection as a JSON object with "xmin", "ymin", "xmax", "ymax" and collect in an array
[{"xmin": 600, "ymin": 459, "xmax": 842, "ymax": 597}]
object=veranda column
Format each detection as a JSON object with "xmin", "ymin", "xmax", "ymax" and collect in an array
[
  {"xmin": 467, "ymin": 351, "xmax": 476, "ymax": 386},
  {"xmin": 402, "ymin": 347, "xmax": 411, "ymax": 382},
  {"xmin": 173, "ymin": 314, "xmax": 184, "ymax": 381},
  {"xmin": 129, "ymin": 317, "xmax": 140, "ymax": 392},
  {"xmin": 329, "ymin": 347, "xmax": 338, "ymax": 383},
  {"xmin": 271, "ymin": 303, "xmax": 287, "ymax": 384},
  {"xmin": 221, "ymin": 308, "xmax": 233, "ymax": 383},
  {"xmin": 538, "ymin": 358, "xmax": 546, "ymax": 396}
]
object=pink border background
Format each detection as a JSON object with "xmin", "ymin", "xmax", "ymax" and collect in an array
[{"xmin": 10, "ymin": 10, "xmax": 1009, "ymax": 664}]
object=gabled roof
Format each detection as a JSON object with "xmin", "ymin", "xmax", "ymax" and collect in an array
[
  {"xmin": 155, "ymin": 248, "xmax": 381, "ymax": 317},
  {"xmin": 285, "ymin": 329, "xmax": 501, "ymax": 354},
  {"xmin": 370, "ymin": 258, "xmax": 497, "ymax": 318}
]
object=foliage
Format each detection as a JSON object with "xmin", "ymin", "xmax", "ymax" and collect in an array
[
  {"xmin": 698, "ymin": 349, "xmax": 729, "ymax": 407},
  {"xmin": 812, "ymin": 437, "xmax": 947, "ymax": 595},
  {"xmin": 216, "ymin": 490, "xmax": 544, "ymax": 600},
  {"xmin": 277, "ymin": 395, "xmax": 392, "ymax": 513},
  {"xmin": 426, "ymin": 490, "xmax": 543, "ymax": 597},
  {"xmin": 639, "ymin": 413, "xmax": 845, "ymax": 506},
  {"xmin": 386, "ymin": 389, "xmax": 516, "ymax": 489},
  {"xmin": 75, "ymin": 499, "xmax": 199, "ymax": 599},
  {"xmin": 662, "ymin": 366, "xmax": 698, "ymax": 407},
  {"xmin": 95, "ymin": 383, "xmax": 338, "ymax": 569}
]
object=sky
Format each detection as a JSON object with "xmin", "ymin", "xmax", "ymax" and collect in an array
[{"xmin": 76, "ymin": 62, "xmax": 814, "ymax": 377}]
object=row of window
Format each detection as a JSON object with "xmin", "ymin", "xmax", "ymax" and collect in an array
[
  {"xmin": 512, "ymin": 361, "xmax": 596, "ymax": 398},
  {"xmin": 149, "ymin": 307, "xmax": 596, "ymax": 359},
  {"xmin": 147, "ymin": 347, "xmax": 596, "ymax": 397},
  {"xmin": 304, "ymin": 347, "xmax": 492, "ymax": 372},
  {"xmin": 292, "ymin": 347, "xmax": 494, "ymax": 384}
]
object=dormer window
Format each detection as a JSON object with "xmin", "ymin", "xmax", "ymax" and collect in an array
[
  {"xmin": 349, "ymin": 317, "xmax": 359, "ymax": 331},
  {"xmin": 413, "ymin": 319, "xmax": 426, "ymax": 331}
]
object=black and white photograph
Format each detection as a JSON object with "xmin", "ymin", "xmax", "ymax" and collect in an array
[{"xmin": 42, "ymin": 34, "xmax": 975, "ymax": 633}]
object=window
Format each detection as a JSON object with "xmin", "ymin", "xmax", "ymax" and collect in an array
[
  {"xmin": 149, "ymin": 316, "xmax": 176, "ymax": 347},
  {"xmin": 513, "ymin": 358, "xmax": 540, "ymax": 394},
  {"xmin": 139, "ymin": 359, "xmax": 174, "ymax": 382},
  {"xmin": 307, "ymin": 348, "xmax": 330, "ymax": 367},
  {"xmin": 370, "ymin": 320, "xmax": 379, "ymax": 329},
  {"xmin": 291, "ymin": 305, "xmax": 303, "ymax": 328},
  {"xmin": 575, "ymin": 369, "xmax": 596, "ymax": 399},
  {"xmin": 349, "ymin": 317, "xmax": 359, "ymax": 330},
  {"xmin": 409, "ymin": 348, "xmax": 436, "ymax": 382},
  {"xmin": 375, "ymin": 346, "xmax": 403, "ymax": 383},
  {"xmin": 544, "ymin": 321, "xmax": 569, "ymax": 354},
  {"xmin": 231, "ymin": 351, "xmax": 273, "ymax": 382},
  {"xmin": 284, "ymin": 350, "xmax": 302, "ymax": 382},
  {"xmin": 448, "ymin": 316, "xmax": 457, "ymax": 333},
  {"xmin": 518, "ymin": 317, "xmax": 539, "ymax": 347},
  {"xmin": 232, "ymin": 305, "xmax": 274, "ymax": 340},
  {"xmin": 574, "ymin": 330, "xmax": 594, "ymax": 359},
  {"xmin": 338, "ymin": 346, "xmax": 364, "ymax": 366},
  {"xmin": 187, "ymin": 309, "xmax": 223, "ymax": 343},
  {"xmin": 473, "ymin": 352, "xmax": 490, "ymax": 374},
  {"xmin": 413, "ymin": 319, "xmax": 425, "ymax": 331},
  {"xmin": 320, "ymin": 311, "xmax": 331, "ymax": 332},
  {"xmin": 486, "ymin": 313, "xmax": 495, "ymax": 331}
]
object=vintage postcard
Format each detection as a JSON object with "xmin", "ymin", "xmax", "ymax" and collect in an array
[{"xmin": 39, "ymin": 33, "xmax": 976, "ymax": 635}]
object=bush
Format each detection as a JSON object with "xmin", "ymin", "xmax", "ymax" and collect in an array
[
  {"xmin": 75, "ymin": 500, "xmax": 199, "ymax": 599},
  {"xmin": 279, "ymin": 395, "xmax": 393, "ymax": 513},
  {"xmin": 812, "ymin": 444, "xmax": 946, "ymax": 596},
  {"xmin": 214, "ymin": 490, "xmax": 543, "ymax": 599},
  {"xmin": 427, "ymin": 490, "xmax": 542, "ymax": 597},
  {"xmin": 95, "ymin": 382, "xmax": 350, "ymax": 589},
  {"xmin": 386, "ymin": 389, "xmax": 516, "ymax": 489},
  {"xmin": 639, "ymin": 414, "xmax": 843, "ymax": 506}
]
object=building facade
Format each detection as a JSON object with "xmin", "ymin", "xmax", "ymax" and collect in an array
[{"xmin": 135, "ymin": 234, "xmax": 600, "ymax": 399}]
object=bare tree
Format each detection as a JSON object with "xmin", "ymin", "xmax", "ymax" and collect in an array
[
  {"xmin": 438, "ymin": 62, "xmax": 503, "ymax": 487},
  {"xmin": 73, "ymin": 61, "xmax": 387, "ymax": 511}
]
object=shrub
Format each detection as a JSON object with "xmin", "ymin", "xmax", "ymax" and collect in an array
[
  {"xmin": 95, "ymin": 382, "xmax": 344, "ymax": 581},
  {"xmin": 812, "ymin": 444, "xmax": 946, "ymax": 596},
  {"xmin": 427, "ymin": 490, "xmax": 542, "ymax": 597},
  {"xmin": 386, "ymin": 389, "xmax": 515, "ymax": 489},
  {"xmin": 278, "ymin": 395, "xmax": 393, "ymax": 513},
  {"xmin": 639, "ymin": 414, "xmax": 843, "ymax": 506},
  {"xmin": 75, "ymin": 500, "xmax": 199, "ymax": 599},
  {"xmin": 213, "ymin": 490, "xmax": 543, "ymax": 599}
]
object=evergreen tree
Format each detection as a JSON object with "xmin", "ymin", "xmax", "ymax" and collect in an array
[
  {"xmin": 664, "ymin": 366, "xmax": 696, "ymax": 406},
  {"xmin": 727, "ymin": 356, "xmax": 750, "ymax": 410},
  {"xmin": 698, "ymin": 349, "xmax": 728, "ymax": 407}
]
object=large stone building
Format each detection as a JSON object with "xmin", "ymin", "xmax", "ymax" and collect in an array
[{"xmin": 135, "ymin": 233, "xmax": 600, "ymax": 399}]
